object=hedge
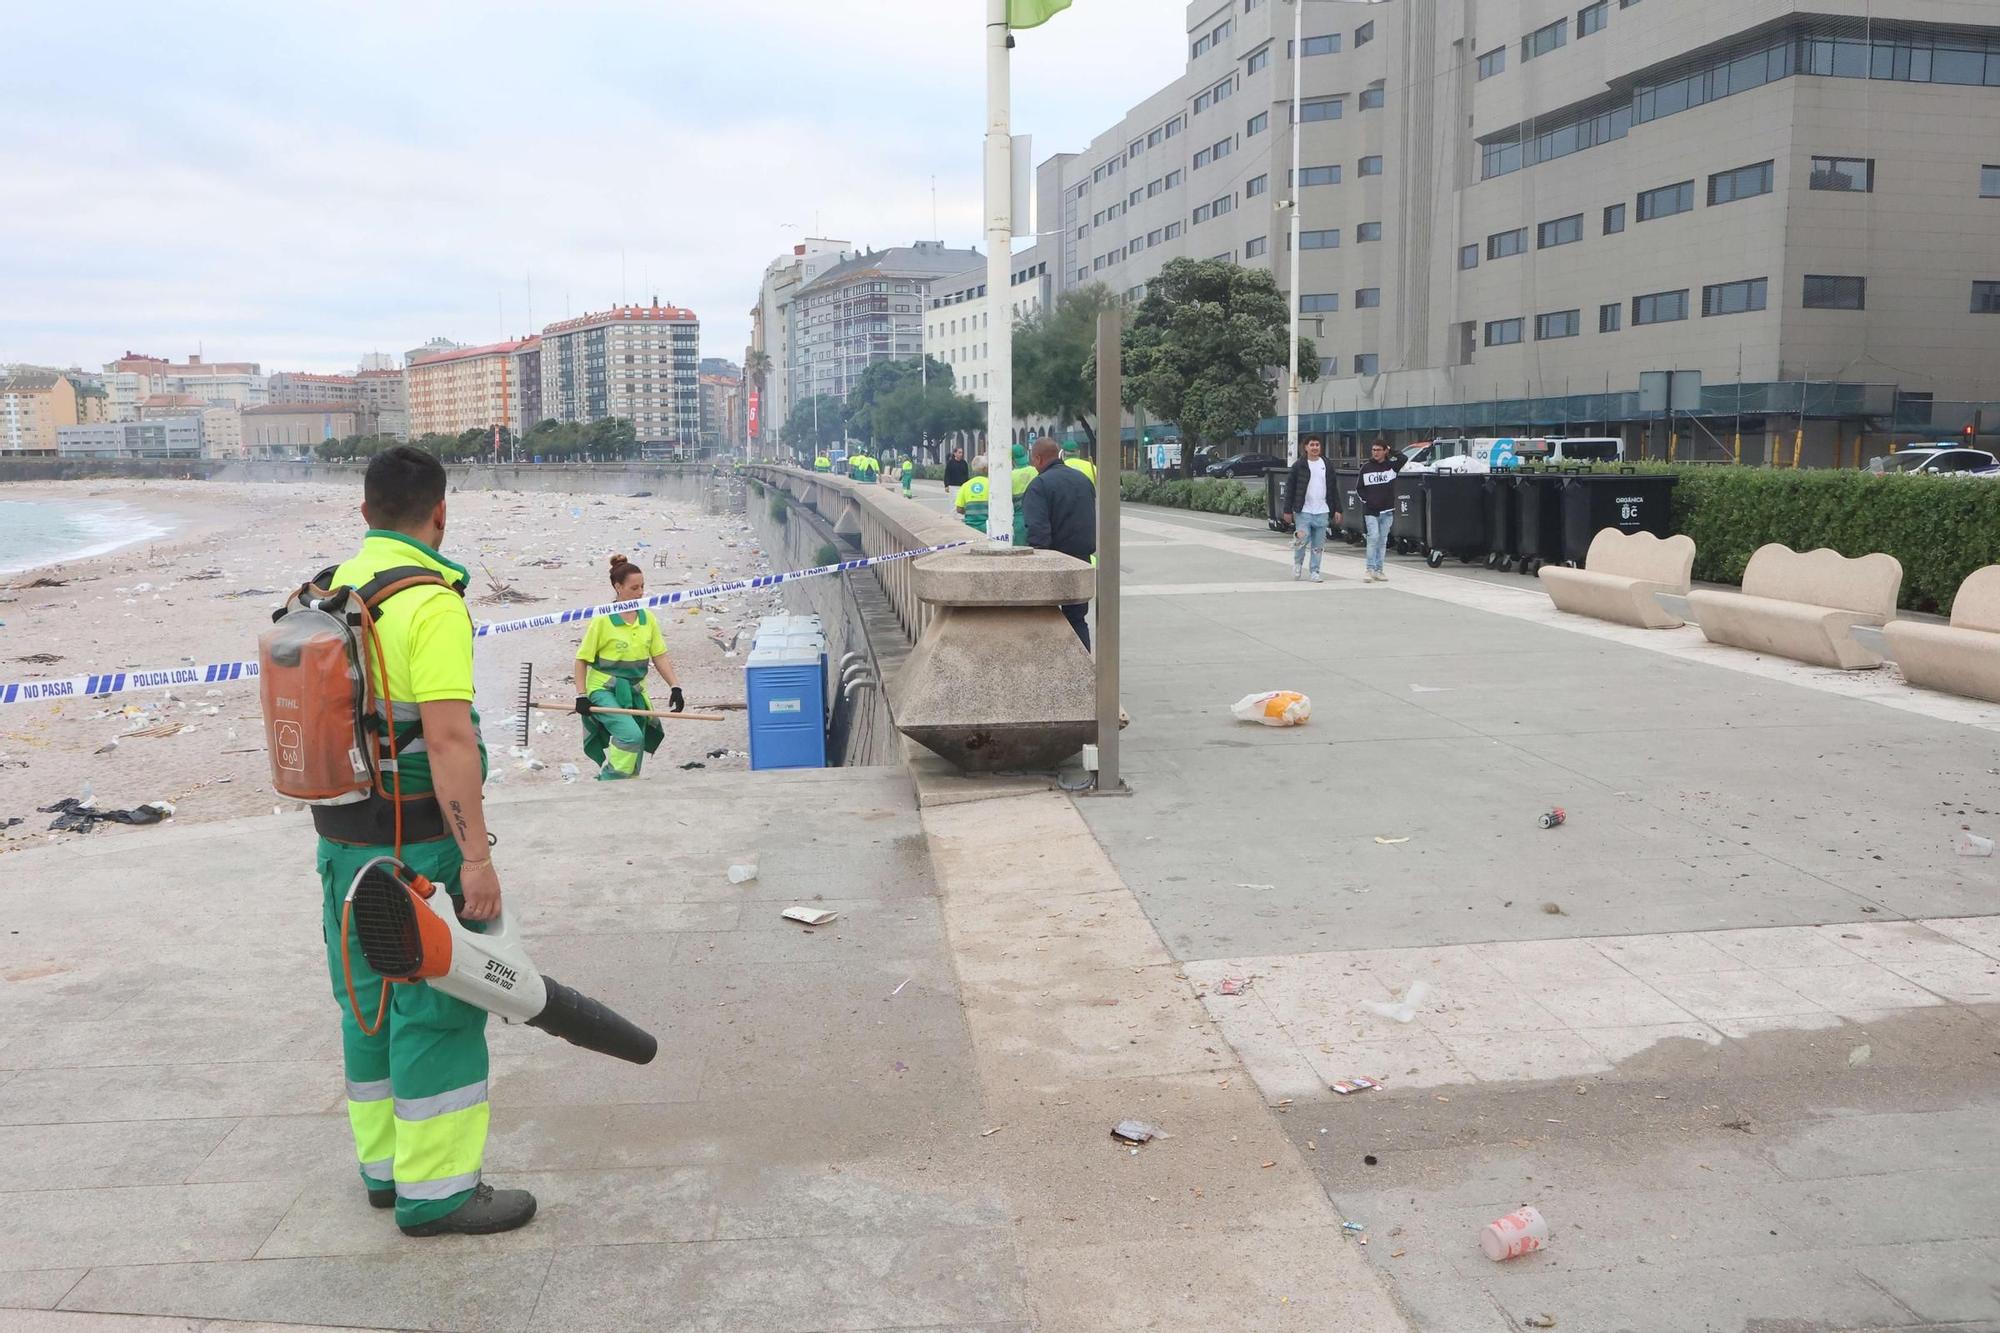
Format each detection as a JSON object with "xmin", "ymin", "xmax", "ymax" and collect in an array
[{"xmin": 1118, "ymin": 473, "xmax": 1268, "ymax": 518}]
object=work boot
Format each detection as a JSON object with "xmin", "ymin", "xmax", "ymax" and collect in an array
[
  {"xmin": 367, "ymin": 1186, "xmax": 395, "ymax": 1210},
  {"xmin": 399, "ymin": 1182, "xmax": 537, "ymax": 1237}
]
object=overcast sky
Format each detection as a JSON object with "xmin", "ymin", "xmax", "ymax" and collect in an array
[{"xmin": 1, "ymin": 1, "xmax": 1185, "ymax": 375}]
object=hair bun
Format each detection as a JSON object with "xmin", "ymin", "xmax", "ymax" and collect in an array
[{"xmin": 610, "ymin": 553, "xmax": 628, "ymax": 567}]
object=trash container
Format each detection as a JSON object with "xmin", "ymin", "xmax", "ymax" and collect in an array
[
  {"xmin": 1485, "ymin": 473, "xmax": 1521, "ymax": 571},
  {"xmin": 1422, "ymin": 472, "xmax": 1488, "ymax": 568},
  {"xmin": 1265, "ymin": 468, "xmax": 1294, "ymax": 534},
  {"xmin": 1512, "ymin": 470, "xmax": 1571, "ymax": 576},
  {"xmin": 1557, "ymin": 472, "xmax": 1679, "ymax": 566},
  {"xmin": 1390, "ymin": 473, "xmax": 1428, "ymax": 556},
  {"xmin": 1337, "ymin": 471, "xmax": 1364, "ymax": 545}
]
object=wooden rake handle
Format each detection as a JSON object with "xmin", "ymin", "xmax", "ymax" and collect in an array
[{"xmin": 527, "ymin": 700, "xmax": 727, "ymax": 723}]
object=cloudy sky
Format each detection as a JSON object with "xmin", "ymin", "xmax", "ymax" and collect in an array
[{"xmin": 1, "ymin": 1, "xmax": 1185, "ymax": 375}]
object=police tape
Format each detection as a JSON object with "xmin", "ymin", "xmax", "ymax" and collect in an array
[{"xmin": 0, "ymin": 538, "xmax": 969, "ymax": 707}]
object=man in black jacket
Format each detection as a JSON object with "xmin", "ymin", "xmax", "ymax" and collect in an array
[
  {"xmin": 943, "ymin": 447, "xmax": 969, "ymax": 493},
  {"xmin": 1022, "ymin": 437, "xmax": 1096, "ymax": 648},
  {"xmin": 1356, "ymin": 438, "xmax": 1405, "ymax": 582},
  {"xmin": 1281, "ymin": 437, "xmax": 1336, "ymax": 583}
]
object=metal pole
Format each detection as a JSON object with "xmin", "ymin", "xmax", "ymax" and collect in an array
[
  {"xmin": 1094, "ymin": 307, "xmax": 1125, "ymax": 794},
  {"xmin": 984, "ymin": 0, "xmax": 1015, "ymax": 546},
  {"xmin": 1285, "ymin": 0, "xmax": 1303, "ymax": 467}
]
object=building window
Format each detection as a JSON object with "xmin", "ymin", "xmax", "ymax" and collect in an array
[
  {"xmin": 1702, "ymin": 277, "xmax": 1768, "ymax": 316},
  {"xmin": 1129, "ymin": 188, "xmax": 1144, "ymax": 206},
  {"xmin": 1246, "ymin": 236, "xmax": 1268, "ymax": 258},
  {"xmin": 1349, "ymin": 354, "xmax": 1376, "ymax": 374},
  {"xmin": 1578, "ymin": 1, "xmax": 1609, "ymax": 37},
  {"xmin": 1148, "ymin": 127, "xmax": 1164, "ymax": 147},
  {"xmin": 1355, "ymin": 287, "xmax": 1381, "ymax": 308},
  {"xmin": 1357, "ymin": 20, "xmax": 1375, "ymax": 44},
  {"xmin": 1194, "ymin": 147, "xmax": 1212, "ymax": 169},
  {"xmin": 1192, "ymin": 34, "xmax": 1211, "ymax": 58},
  {"xmin": 1599, "ymin": 302, "xmax": 1622, "ymax": 332},
  {"xmin": 1487, "ymin": 228, "xmax": 1526, "ymax": 259},
  {"xmin": 1637, "ymin": 180, "xmax": 1695, "ymax": 221},
  {"xmin": 1603, "ymin": 203, "xmax": 1626, "ymax": 234},
  {"xmin": 1982, "ymin": 165, "xmax": 2000, "ymax": 198},
  {"xmin": 1291, "ymin": 34, "xmax": 1340, "ymax": 57},
  {"xmin": 1166, "ymin": 169, "xmax": 1183, "ymax": 188},
  {"xmin": 1522, "ymin": 18, "xmax": 1567, "ymax": 61},
  {"xmin": 1246, "ymin": 173, "xmax": 1268, "ymax": 197},
  {"xmin": 1360, "ymin": 86, "xmax": 1385, "ymax": 110},
  {"xmin": 1301, "ymin": 294, "xmax": 1340, "ymax": 312},
  {"xmin": 1633, "ymin": 289, "xmax": 1690, "ymax": 324},
  {"xmin": 1299, "ymin": 96, "xmax": 1343, "ymax": 123},
  {"xmin": 1299, "ymin": 229, "xmax": 1340, "ymax": 249},
  {"xmin": 1166, "ymin": 221, "xmax": 1182, "ymax": 238},
  {"xmin": 1165, "ymin": 115, "xmax": 1184, "ymax": 138},
  {"xmin": 1477, "ymin": 47, "xmax": 1506, "ymax": 79},
  {"xmin": 1357, "ymin": 221, "xmax": 1382, "ymax": 241},
  {"xmin": 1973, "ymin": 281, "xmax": 2000, "ymax": 314},
  {"xmin": 1248, "ymin": 110, "xmax": 1269, "ymax": 136},
  {"xmin": 1193, "ymin": 204, "xmax": 1210, "ymax": 224},
  {"xmin": 1485, "ymin": 318, "xmax": 1525, "ymax": 346},
  {"xmin": 1537, "ymin": 214, "xmax": 1583, "ymax": 248},
  {"xmin": 1247, "ymin": 46, "xmax": 1270, "ymax": 75},
  {"xmin": 1317, "ymin": 358, "xmax": 1339, "ymax": 376},
  {"xmin": 1460, "ymin": 244, "xmax": 1479, "ymax": 269},
  {"xmin": 1536, "ymin": 309, "xmax": 1581, "ymax": 339},
  {"xmin": 1709, "ymin": 160, "xmax": 1774, "ymax": 205},
  {"xmin": 1359, "ymin": 155, "xmax": 1384, "ymax": 176},
  {"xmin": 1809, "ymin": 156, "xmax": 1874, "ymax": 192},
  {"xmin": 1293, "ymin": 165, "xmax": 1340, "ymax": 186},
  {"xmin": 1803, "ymin": 275, "xmax": 1866, "ymax": 310}
]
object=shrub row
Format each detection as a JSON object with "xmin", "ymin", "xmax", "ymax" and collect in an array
[{"xmin": 1117, "ymin": 473, "xmax": 1269, "ymax": 518}]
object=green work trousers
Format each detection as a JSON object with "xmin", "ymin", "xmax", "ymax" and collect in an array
[{"xmin": 319, "ymin": 835, "xmax": 490, "ymax": 1227}]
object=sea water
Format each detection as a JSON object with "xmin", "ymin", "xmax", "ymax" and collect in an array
[{"xmin": 0, "ymin": 499, "xmax": 171, "ymax": 575}]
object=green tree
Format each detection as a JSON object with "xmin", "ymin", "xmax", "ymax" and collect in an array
[
  {"xmin": 847, "ymin": 357, "xmax": 952, "ymax": 446},
  {"xmin": 867, "ymin": 379, "xmax": 983, "ymax": 454},
  {"xmin": 1121, "ymin": 259, "xmax": 1317, "ymax": 476},
  {"xmin": 780, "ymin": 395, "xmax": 848, "ymax": 460},
  {"xmin": 1014, "ymin": 283, "xmax": 1119, "ymax": 450}
]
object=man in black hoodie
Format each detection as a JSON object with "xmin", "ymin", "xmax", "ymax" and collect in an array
[
  {"xmin": 943, "ymin": 447, "xmax": 970, "ymax": 493},
  {"xmin": 1356, "ymin": 438, "xmax": 1405, "ymax": 582}
]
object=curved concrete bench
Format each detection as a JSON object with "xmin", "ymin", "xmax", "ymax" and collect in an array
[
  {"xmin": 1539, "ymin": 529, "xmax": 1695, "ymax": 628},
  {"xmin": 1883, "ymin": 566, "xmax": 2000, "ymax": 702},
  {"xmin": 1686, "ymin": 544, "xmax": 1902, "ymax": 670}
]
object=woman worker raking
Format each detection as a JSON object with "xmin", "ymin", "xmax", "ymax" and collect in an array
[{"xmin": 573, "ymin": 554, "xmax": 685, "ymax": 780}]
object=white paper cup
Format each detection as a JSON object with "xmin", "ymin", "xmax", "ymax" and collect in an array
[{"xmin": 1480, "ymin": 1205, "xmax": 1550, "ymax": 1261}]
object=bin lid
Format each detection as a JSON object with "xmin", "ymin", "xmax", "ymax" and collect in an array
[{"xmin": 746, "ymin": 640, "xmax": 824, "ymax": 668}]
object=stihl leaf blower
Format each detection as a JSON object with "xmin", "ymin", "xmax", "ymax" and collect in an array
[{"xmin": 344, "ymin": 856, "xmax": 657, "ymax": 1065}]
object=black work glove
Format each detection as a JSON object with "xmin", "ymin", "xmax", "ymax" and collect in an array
[
  {"xmin": 573, "ymin": 695, "xmax": 593, "ymax": 716},
  {"xmin": 669, "ymin": 687, "xmax": 686, "ymax": 714}
]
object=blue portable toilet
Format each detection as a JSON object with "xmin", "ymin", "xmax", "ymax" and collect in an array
[{"xmin": 746, "ymin": 614, "xmax": 827, "ymax": 771}]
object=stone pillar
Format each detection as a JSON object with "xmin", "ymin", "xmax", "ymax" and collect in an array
[{"xmin": 893, "ymin": 547, "xmax": 1096, "ymax": 772}]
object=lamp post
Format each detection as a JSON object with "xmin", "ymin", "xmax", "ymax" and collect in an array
[
  {"xmin": 1283, "ymin": 0, "xmax": 1305, "ymax": 467},
  {"xmin": 983, "ymin": 0, "xmax": 1015, "ymax": 545}
]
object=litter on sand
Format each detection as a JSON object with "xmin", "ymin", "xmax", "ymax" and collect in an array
[
  {"xmin": 1525, "ymin": 1317, "xmax": 1559, "ymax": 1329},
  {"xmin": 1364, "ymin": 981, "xmax": 1432, "ymax": 1024},
  {"xmin": 1955, "ymin": 829, "xmax": 1994, "ymax": 857},
  {"xmin": 727, "ymin": 863, "xmax": 760, "ymax": 884},
  {"xmin": 1110, "ymin": 1120, "xmax": 1158, "ymax": 1144},
  {"xmin": 1331, "ymin": 1077, "xmax": 1382, "ymax": 1095},
  {"xmin": 1215, "ymin": 977, "xmax": 1250, "ymax": 996},
  {"xmin": 1373, "ymin": 836, "xmax": 1410, "ymax": 845},
  {"xmin": 1539, "ymin": 807, "xmax": 1567, "ymax": 829},
  {"xmin": 781, "ymin": 906, "xmax": 837, "ymax": 926},
  {"xmin": 1341, "ymin": 1221, "xmax": 1367, "ymax": 1235},
  {"xmin": 1480, "ymin": 1205, "xmax": 1550, "ymax": 1261},
  {"xmin": 39, "ymin": 797, "xmax": 174, "ymax": 834},
  {"xmin": 1848, "ymin": 1044, "xmax": 1872, "ymax": 1067},
  {"xmin": 1231, "ymin": 690, "xmax": 1311, "ymax": 727}
]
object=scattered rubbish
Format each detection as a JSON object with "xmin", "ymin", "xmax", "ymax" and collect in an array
[
  {"xmin": 1231, "ymin": 690, "xmax": 1311, "ymax": 727},
  {"xmin": 1542, "ymin": 902, "xmax": 1566, "ymax": 916},
  {"xmin": 1364, "ymin": 981, "xmax": 1431, "ymax": 1025},
  {"xmin": 1539, "ymin": 807, "xmax": 1567, "ymax": 829},
  {"xmin": 1373, "ymin": 836, "xmax": 1409, "ymax": 846},
  {"xmin": 558, "ymin": 763, "xmax": 579, "ymax": 784},
  {"xmin": 727, "ymin": 863, "xmax": 760, "ymax": 884},
  {"xmin": 891, "ymin": 1060, "xmax": 907, "ymax": 1072},
  {"xmin": 890, "ymin": 978, "xmax": 911, "ymax": 997},
  {"xmin": 1261, "ymin": 1160, "xmax": 1277, "ymax": 1169},
  {"xmin": 1847, "ymin": 1044, "xmax": 1872, "ymax": 1067},
  {"xmin": 1341, "ymin": 1221, "xmax": 1367, "ymax": 1235},
  {"xmin": 1215, "ymin": 977, "xmax": 1249, "ymax": 996},
  {"xmin": 39, "ymin": 797, "xmax": 174, "ymax": 835},
  {"xmin": 537, "ymin": 718, "xmax": 553, "ymax": 735},
  {"xmin": 1525, "ymin": 1316, "xmax": 1559, "ymax": 1329},
  {"xmin": 13, "ymin": 653, "xmax": 62, "ymax": 665},
  {"xmin": 1955, "ymin": 829, "xmax": 1994, "ymax": 857},
  {"xmin": 979, "ymin": 1125, "xmax": 1004, "ymax": 1137},
  {"xmin": 1480, "ymin": 1205, "xmax": 1550, "ymax": 1262},
  {"xmin": 1110, "ymin": 1120, "xmax": 1157, "ymax": 1144},
  {"xmin": 1720, "ymin": 1118, "xmax": 1753, "ymax": 1133},
  {"xmin": 0, "ymin": 817, "xmax": 22, "ymax": 832},
  {"xmin": 680, "ymin": 761, "xmax": 706, "ymax": 770},
  {"xmin": 20, "ymin": 576, "xmax": 68, "ymax": 589},
  {"xmin": 1231, "ymin": 882, "xmax": 1276, "ymax": 890},
  {"xmin": 1408, "ymin": 684, "xmax": 1451, "ymax": 693},
  {"xmin": 1363, "ymin": 1154, "xmax": 1379, "ymax": 1165},
  {"xmin": 93, "ymin": 738, "xmax": 120, "ymax": 755},
  {"xmin": 220, "ymin": 587, "xmax": 282, "ymax": 599},
  {"xmin": 1331, "ymin": 1077, "xmax": 1382, "ymax": 1096},
  {"xmin": 781, "ymin": 906, "xmax": 837, "ymax": 926}
]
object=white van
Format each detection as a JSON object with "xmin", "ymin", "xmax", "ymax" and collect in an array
[
  {"xmin": 1404, "ymin": 438, "xmax": 1546, "ymax": 473},
  {"xmin": 1516, "ymin": 436, "xmax": 1625, "ymax": 466}
]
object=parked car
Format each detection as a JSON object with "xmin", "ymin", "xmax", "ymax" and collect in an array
[
  {"xmin": 1868, "ymin": 446, "xmax": 2000, "ymax": 476},
  {"xmin": 1204, "ymin": 452, "xmax": 1286, "ymax": 478}
]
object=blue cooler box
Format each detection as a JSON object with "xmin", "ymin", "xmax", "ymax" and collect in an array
[{"xmin": 746, "ymin": 615, "xmax": 827, "ymax": 771}]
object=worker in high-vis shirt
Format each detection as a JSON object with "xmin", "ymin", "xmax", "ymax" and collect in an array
[
  {"xmin": 955, "ymin": 453, "xmax": 991, "ymax": 531},
  {"xmin": 318, "ymin": 445, "xmax": 535, "ymax": 1237},
  {"xmin": 900, "ymin": 456, "xmax": 915, "ymax": 497},
  {"xmin": 1062, "ymin": 441, "xmax": 1098, "ymax": 485},
  {"xmin": 813, "ymin": 454, "xmax": 831, "ymax": 473},
  {"xmin": 1009, "ymin": 442, "xmax": 1038, "ymax": 546},
  {"xmin": 574, "ymin": 555, "xmax": 685, "ymax": 780}
]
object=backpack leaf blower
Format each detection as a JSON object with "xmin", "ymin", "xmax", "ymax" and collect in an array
[{"xmin": 344, "ymin": 856, "xmax": 657, "ymax": 1065}]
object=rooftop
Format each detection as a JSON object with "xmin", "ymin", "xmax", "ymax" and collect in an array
[
  {"xmin": 542, "ymin": 299, "xmax": 698, "ymax": 335},
  {"xmin": 796, "ymin": 241, "xmax": 984, "ymax": 296},
  {"xmin": 242, "ymin": 402, "xmax": 361, "ymax": 416},
  {"xmin": 1, "ymin": 371, "xmax": 64, "ymax": 392},
  {"xmin": 408, "ymin": 337, "xmax": 537, "ymax": 368}
]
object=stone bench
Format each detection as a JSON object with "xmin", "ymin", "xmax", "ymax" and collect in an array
[
  {"xmin": 1882, "ymin": 566, "xmax": 2000, "ymax": 702},
  {"xmin": 1539, "ymin": 529, "xmax": 1695, "ymax": 628},
  {"xmin": 1686, "ymin": 544, "xmax": 1903, "ymax": 670}
]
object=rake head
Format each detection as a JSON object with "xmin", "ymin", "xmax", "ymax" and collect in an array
[{"xmin": 514, "ymin": 661, "xmax": 536, "ymax": 750}]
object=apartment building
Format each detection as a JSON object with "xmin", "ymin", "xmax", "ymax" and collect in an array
[
  {"xmin": 748, "ymin": 238, "xmax": 852, "ymax": 453},
  {"xmin": 356, "ymin": 368, "xmax": 410, "ymax": 440},
  {"xmin": 509, "ymin": 344, "xmax": 542, "ymax": 428},
  {"xmin": 406, "ymin": 338, "xmax": 531, "ymax": 438},
  {"xmin": 268, "ymin": 372, "xmax": 361, "ymax": 407},
  {"xmin": 0, "ymin": 371, "xmax": 81, "ymax": 454},
  {"xmin": 1039, "ymin": 0, "xmax": 2000, "ymax": 462},
  {"xmin": 792, "ymin": 241, "xmax": 983, "ymax": 409},
  {"xmin": 538, "ymin": 301, "xmax": 700, "ymax": 444},
  {"xmin": 101, "ymin": 353, "xmax": 266, "ymax": 421},
  {"xmin": 923, "ymin": 246, "xmax": 1059, "ymax": 449}
]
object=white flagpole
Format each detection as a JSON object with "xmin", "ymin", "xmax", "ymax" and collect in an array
[{"xmin": 984, "ymin": 0, "xmax": 1015, "ymax": 545}]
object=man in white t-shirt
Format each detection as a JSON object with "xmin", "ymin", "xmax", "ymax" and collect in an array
[{"xmin": 1281, "ymin": 437, "xmax": 1339, "ymax": 583}]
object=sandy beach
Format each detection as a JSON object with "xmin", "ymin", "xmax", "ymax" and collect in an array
[{"xmin": 0, "ymin": 478, "xmax": 772, "ymax": 850}]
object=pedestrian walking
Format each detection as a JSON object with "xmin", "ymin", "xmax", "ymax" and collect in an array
[
  {"xmin": 943, "ymin": 447, "xmax": 969, "ymax": 493},
  {"xmin": 1022, "ymin": 437, "xmax": 1096, "ymax": 649},
  {"xmin": 1356, "ymin": 438, "xmax": 1406, "ymax": 582},
  {"xmin": 1281, "ymin": 436, "xmax": 1334, "ymax": 583}
]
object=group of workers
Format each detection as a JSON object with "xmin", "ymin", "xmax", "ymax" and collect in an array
[{"xmin": 954, "ymin": 439, "xmax": 1096, "ymax": 543}]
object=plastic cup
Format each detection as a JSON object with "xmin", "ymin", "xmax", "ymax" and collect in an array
[{"xmin": 1479, "ymin": 1206, "xmax": 1550, "ymax": 1261}]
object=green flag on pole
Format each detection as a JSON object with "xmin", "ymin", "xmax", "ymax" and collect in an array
[{"xmin": 1008, "ymin": 0, "xmax": 1072, "ymax": 28}]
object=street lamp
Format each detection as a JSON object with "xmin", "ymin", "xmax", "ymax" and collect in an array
[{"xmin": 1281, "ymin": 0, "xmax": 1310, "ymax": 467}]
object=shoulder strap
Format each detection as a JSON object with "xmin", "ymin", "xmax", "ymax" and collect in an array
[{"xmin": 354, "ymin": 564, "xmax": 462, "ymax": 613}]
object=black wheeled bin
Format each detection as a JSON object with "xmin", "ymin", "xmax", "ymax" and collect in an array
[
  {"xmin": 1484, "ymin": 473, "xmax": 1521, "ymax": 570},
  {"xmin": 1422, "ymin": 472, "xmax": 1488, "ymax": 568},
  {"xmin": 1390, "ymin": 473, "xmax": 1428, "ymax": 555},
  {"xmin": 1337, "ymin": 471, "xmax": 1364, "ymax": 544},
  {"xmin": 1265, "ymin": 469, "xmax": 1294, "ymax": 533},
  {"xmin": 1512, "ymin": 470, "xmax": 1570, "ymax": 576},
  {"xmin": 1556, "ymin": 472, "xmax": 1679, "ymax": 566}
]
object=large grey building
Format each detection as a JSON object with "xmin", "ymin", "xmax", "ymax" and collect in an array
[
  {"xmin": 538, "ymin": 300, "xmax": 700, "ymax": 444},
  {"xmin": 1038, "ymin": 0, "xmax": 2000, "ymax": 464},
  {"xmin": 57, "ymin": 417, "xmax": 204, "ymax": 460},
  {"xmin": 748, "ymin": 239, "xmax": 853, "ymax": 455},
  {"xmin": 791, "ymin": 241, "xmax": 983, "ymax": 409}
]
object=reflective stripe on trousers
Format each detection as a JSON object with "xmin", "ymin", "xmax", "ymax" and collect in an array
[
  {"xmin": 345, "ymin": 1076, "xmax": 394, "ymax": 1185},
  {"xmin": 393, "ymin": 1077, "xmax": 490, "ymax": 1204}
]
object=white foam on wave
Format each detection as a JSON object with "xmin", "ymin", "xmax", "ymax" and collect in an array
[{"xmin": 0, "ymin": 499, "xmax": 177, "ymax": 575}]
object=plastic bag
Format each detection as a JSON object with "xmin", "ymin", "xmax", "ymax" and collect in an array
[{"xmin": 1231, "ymin": 690, "xmax": 1312, "ymax": 727}]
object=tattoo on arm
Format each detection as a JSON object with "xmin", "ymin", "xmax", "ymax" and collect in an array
[{"xmin": 449, "ymin": 800, "xmax": 469, "ymax": 845}]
